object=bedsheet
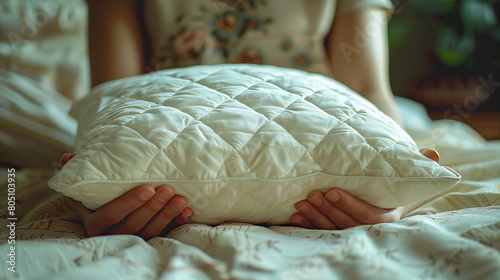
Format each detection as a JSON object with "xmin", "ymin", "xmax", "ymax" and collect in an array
[{"xmin": 1, "ymin": 98, "xmax": 500, "ymax": 279}]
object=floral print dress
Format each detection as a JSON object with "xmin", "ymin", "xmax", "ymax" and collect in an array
[{"xmin": 143, "ymin": 0, "xmax": 393, "ymax": 76}]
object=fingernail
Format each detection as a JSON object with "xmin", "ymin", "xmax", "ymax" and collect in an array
[
  {"xmin": 60, "ymin": 153, "xmax": 73, "ymax": 167},
  {"xmin": 172, "ymin": 198, "xmax": 187, "ymax": 211},
  {"xmin": 172, "ymin": 203, "xmax": 182, "ymax": 211},
  {"xmin": 325, "ymin": 191, "xmax": 339, "ymax": 202},
  {"xmin": 139, "ymin": 188, "xmax": 155, "ymax": 200},
  {"xmin": 298, "ymin": 205, "xmax": 310, "ymax": 214},
  {"xmin": 163, "ymin": 185, "xmax": 175, "ymax": 195},
  {"xmin": 291, "ymin": 218, "xmax": 302, "ymax": 224},
  {"xmin": 157, "ymin": 189, "xmax": 171, "ymax": 202},
  {"xmin": 308, "ymin": 196, "xmax": 322, "ymax": 206},
  {"xmin": 60, "ymin": 153, "xmax": 68, "ymax": 166},
  {"xmin": 184, "ymin": 208, "xmax": 193, "ymax": 217}
]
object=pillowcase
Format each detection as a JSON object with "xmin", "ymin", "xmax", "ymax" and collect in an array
[{"xmin": 48, "ymin": 64, "xmax": 461, "ymax": 225}]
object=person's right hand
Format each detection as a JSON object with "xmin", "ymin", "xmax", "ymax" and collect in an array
[{"xmin": 61, "ymin": 153, "xmax": 192, "ymax": 239}]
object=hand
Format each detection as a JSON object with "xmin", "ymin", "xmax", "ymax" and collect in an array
[
  {"xmin": 290, "ymin": 148, "xmax": 440, "ymax": 230},
  {"xmin": 61, "ymin": 153, "xmax": 192, "ymax": 239}
]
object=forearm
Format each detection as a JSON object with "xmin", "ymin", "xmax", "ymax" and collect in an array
[
  {"xmin": 326, "ymin": 8, "xmax": 403, "ymax": 127},
  {"xmin": 88, "ymin": 0, "xmax": 146, "ymax": 87},
  {"xmin": 361, "ymin": 88, "xmax": 403, "ymax": 127}
]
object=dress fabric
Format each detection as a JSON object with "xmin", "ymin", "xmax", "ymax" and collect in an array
[{"xmin": 143, "ymin": 0, "xmax": 394, "ymax": 76}]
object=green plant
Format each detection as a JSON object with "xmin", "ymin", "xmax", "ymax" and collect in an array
[{"xmin": 390, "ymin": 0, "xmax": 500, "ymax": 76}]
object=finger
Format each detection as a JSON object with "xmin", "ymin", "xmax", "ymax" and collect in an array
[
  {"xmin": 420, "ymin": 148, "xmax": 440, "ymax": 163},
  {"xmin": 290, "ymin": 213, "xmax": 316, "ymax": 229},
  {"xmin": 294, "ymin": 200, "xmax": 338, "ymax": 230},
  {"xmin": 69, "ymin": 198, "xmax": 93, "ymax": 221},
  {"xmin": 60, "ymin": 153, "xmax": 76, "ymax": 168},
  {"xmin": 87, "ymin": 185, "xmax": 155, "ymax": 236},
  {"xmin": 106, "ymin": 185, "xmax": 174, "ymax": 235},
  {"xmin": 174, "ymin": 207, "xmax": 193, "ymax": 225},
  {"xmin": 138, "ymin": 195, "xmax": 188, "ymax": 239},
  {"xmin": 307, "ymin": 191, "xmax": 362, "ymax": 229},
  {"xmin": 325, "ymin": 189, "xmax": 402, "ymax": 224}
]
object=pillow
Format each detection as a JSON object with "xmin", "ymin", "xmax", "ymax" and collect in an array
[{"xmin": 48, "ymin": 64, "xmax": 461, "ymax": 225}]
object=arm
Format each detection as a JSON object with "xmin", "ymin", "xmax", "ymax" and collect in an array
[
  {"xmin": 326, "ymin": 8, "xmax": 403, "ymax": 126},
  {"xmin": 87, "ymin": 0, "xmax": 146, "ymax": 87},
  {"xmin": 291, "ymin": 8, "xmax": 440, "ymax": 229}
]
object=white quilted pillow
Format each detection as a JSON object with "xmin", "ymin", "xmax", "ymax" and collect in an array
[{"xmin": 49, "ymin": 64, "xmax": 460, "ymax": 225}]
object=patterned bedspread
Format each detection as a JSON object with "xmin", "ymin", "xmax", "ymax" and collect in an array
[{"xmin": 1, "ymin": 99, "xmax": 500, "ymax": 280}]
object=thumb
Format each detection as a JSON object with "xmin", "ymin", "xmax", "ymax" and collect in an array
[{"xmin": 420, "ymin": 148, "xmax": 440, "ymax": 164}]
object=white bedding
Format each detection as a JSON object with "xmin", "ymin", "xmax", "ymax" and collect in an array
[{"xmin": 1, "ymin": 97, "xmax": 500, "ymax": 279}]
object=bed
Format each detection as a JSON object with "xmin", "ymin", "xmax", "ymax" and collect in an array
[
  {"xmin": 1, "ymin": 1, "xmax": 500, "ymax": 280},
  {"xmin": 2, "ymin": 73, "xmax": 500, "ymax": 280}
]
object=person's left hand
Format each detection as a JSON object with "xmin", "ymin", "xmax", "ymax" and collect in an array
[
  {"xmin": 290, "ymin": 148, "xmax": 440, "ymax": 229},
  {"xmin": 291, "ymin": 188, "xmax": 405, "ymax": 229}
]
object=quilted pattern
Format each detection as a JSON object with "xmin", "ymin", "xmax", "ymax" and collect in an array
[{"xmin": 49, "ymin": 64, "xmax": 460, "ymax": 225}]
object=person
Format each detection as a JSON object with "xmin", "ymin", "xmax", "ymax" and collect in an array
[{"xmin": 67, "ymin": 0, "xmax": 441, "ymax": 239}]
